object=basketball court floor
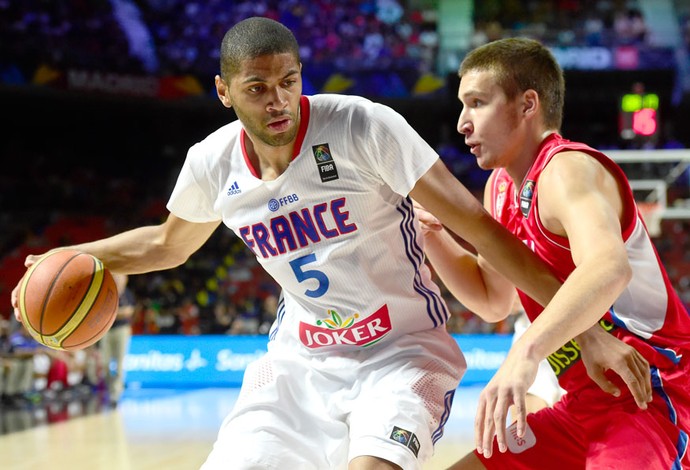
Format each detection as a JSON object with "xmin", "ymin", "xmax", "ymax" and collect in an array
[{"xmin": 0, "ymin": 384, "xmax": 480, "ymax": 469}]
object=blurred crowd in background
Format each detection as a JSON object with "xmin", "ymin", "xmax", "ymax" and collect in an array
[{"xmin": 2, "ymin": 0, "xmax": 689, "ymax": 95}]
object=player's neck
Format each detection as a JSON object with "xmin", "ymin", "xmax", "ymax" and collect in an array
[
  {"xmin": 505, "ymin": 129, "xmax": 553, "ymax": 186},
  {"xmin": 244, "ymin": 137, "xmax": 294, "ymax": 181}
]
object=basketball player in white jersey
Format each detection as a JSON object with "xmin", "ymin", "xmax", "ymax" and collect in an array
[{"xmin": 11, "ymin": 18, "xmax": 649, "ymax": 470}]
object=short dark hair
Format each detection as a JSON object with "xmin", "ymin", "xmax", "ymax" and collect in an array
[
  {"xmin": 459, "ymin": 37, "xmax": 565, "ymax": 131},
  {"xmin": 220, "ymin": 17, "xmax": 300, "ymax": 80}
]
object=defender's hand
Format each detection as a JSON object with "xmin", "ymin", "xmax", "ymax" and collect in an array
[{"xmin": 576, "ymin": 326, "xmax": 652, "ymax": 409}]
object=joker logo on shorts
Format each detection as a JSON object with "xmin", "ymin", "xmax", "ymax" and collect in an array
[{"xmin": 299, "ymin": 304, "xmax": 392, "ymax": 349}]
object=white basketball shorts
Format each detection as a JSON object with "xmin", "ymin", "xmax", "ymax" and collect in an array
[{"xmin": 200, "ymin": 327, "xmax": 465, "ymax": 469}]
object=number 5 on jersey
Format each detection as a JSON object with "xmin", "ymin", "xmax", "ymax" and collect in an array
[{"xmin": 289, "ymin": 254, "xmax": 329, "ymax": 298}]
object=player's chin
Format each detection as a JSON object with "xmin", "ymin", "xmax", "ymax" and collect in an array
[
  {"xmin": 266, "ymin": 131, "xmax": 297, "ymax": 147},
  {"xmin": 475, "ymin": 154, "xmax": 497, "ymax": 171}
]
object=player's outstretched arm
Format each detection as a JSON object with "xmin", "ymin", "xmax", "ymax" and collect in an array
[
  {"xmin": 410, "ymin": 159, "xmax": 562, "ymax": 307},
  {"xmin": 31, "ymin": 214, "xmax": 220, "ymax": 274},
  {"xmin": 413, "ymin": 199, "xmax": 515, "ymax": 322},
  {"xmin": 416, "ymin": 164, "xmax": 653, "ymax": 413},
  {"xmin": 413, "ymin": 157, "xmax": 650, "ymax": 457},
  {"xmin": 11, "ymin": 214, "xmax": 221, "ymax": 321}
]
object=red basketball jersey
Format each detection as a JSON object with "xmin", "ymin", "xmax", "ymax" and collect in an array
[{"xmin": 488, "ymin": 132, "xmax": 690, "ymax": 393}]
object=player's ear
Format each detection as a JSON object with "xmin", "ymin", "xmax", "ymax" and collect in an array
[
  {"xmin": 215, "ymin": 75, "xmax": 232, "ymax": 108},
  {"xmin": 522, "ymin": 89, "xmax": 539, "ymax": 119}
]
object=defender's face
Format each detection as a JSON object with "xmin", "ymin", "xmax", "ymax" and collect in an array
[
  {"xmin": 456, "ymin": 69, "xmax": 523, "ymax": 170},
  {"xmin": 216, "ymin": 53, "xmax": 302, "ymax": 148}
]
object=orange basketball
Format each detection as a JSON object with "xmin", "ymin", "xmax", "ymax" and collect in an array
[{"xmin": 17, "ymin": 249, "xmax": 119, "ymax": 351}]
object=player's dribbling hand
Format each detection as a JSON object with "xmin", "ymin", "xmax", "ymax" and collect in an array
[
  {"xmin": 11, "ymin": 281, "xmax": 23, "ymax": 323},
  {"xmin": 10, "ymin": 253, "xmax": 43, "ymax": 323}
]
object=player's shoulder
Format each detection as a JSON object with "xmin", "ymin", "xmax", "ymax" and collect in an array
[
  {"xmin": 540, "ymin": 134, "xmax": 603, "ymax": 167},
  {"xmin": 308, "ymin": 93, "xmax": 373, "ymax": 109},
  {"xmin": 308, "ymin": 94, "xmax": 395, "ymax": 120},
  {"xmin": 199, "ymin": 120, "xmax": 243, "ymax": 147}
]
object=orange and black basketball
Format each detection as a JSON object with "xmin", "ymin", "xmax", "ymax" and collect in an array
[{"xmin": 17, "ymin": 249, "xmax": 119, "ymax": 351}]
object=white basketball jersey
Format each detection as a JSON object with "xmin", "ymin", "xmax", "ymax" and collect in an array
[{"xmin": 168, "ymin": 94, "xmax": 450, "ymax": 354}]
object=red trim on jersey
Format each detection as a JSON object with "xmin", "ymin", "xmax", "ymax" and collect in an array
[
  {"xmin": 240, "ymin": 95, "xmax": 311, "ymax": 178},
  {"xmin": 292, "ymin": 95, "xmax": 310, "ymax": 159},
  {"xmin": 529, "ymin": 135, "xmax": 638, "ymax": 247},
  {"xmin": 240, "ymin": 130, "xmax": 259, "ymax": 178}
]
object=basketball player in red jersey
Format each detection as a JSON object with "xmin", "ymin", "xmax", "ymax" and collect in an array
[{"xmin": 420, "ymin": 37, "xmax": 690, "ymax": 469}]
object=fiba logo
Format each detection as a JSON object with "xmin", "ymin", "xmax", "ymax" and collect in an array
[
  {"xmin": 312, "ymin": 143, "xmax": 339, "ymax": 182},
  {"xmin": 312, "ymin": 144, "xmax": 332, "ymax": 162},
  {"xmin": 388, "ymin": 426, "xmax": 420, "ymax": 457},
  {"xmin": 268, "ymin": 199, "xmax": 280, "ymax": 212}
]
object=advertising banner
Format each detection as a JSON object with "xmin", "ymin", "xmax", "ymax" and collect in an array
[{"xmin": 123, "ymin": 334, "xmax": 512, "ymax": 388}]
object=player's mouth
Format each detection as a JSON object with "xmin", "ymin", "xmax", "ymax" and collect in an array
[
  {"xmin": 267, "ymin": 117, "xmax": 292, "ymax": 132},
  {"xmin": 466, "ymin": 142, "xmax": 480, "ymax": 155}
]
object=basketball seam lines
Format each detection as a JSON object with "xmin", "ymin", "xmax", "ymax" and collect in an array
[
  {"xmin": 45, "ymin": 256, "xmax": 104, "ymax": 347},
  {"xmin": 39, "ymin": 251, "xmax": 84, "ymax": 340}
]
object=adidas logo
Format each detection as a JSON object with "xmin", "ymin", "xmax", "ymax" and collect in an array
[{"xmin": 226, "ymin": 181, "xmax": 241, "ymax": 196}]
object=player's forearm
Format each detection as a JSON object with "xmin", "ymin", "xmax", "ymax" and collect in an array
[
  {"xmin": 424, "ymin": 228, "xmax": 512, "ymax": 322},
  {"xmin": 69, "ymin": 225, "xmax": 189, "ymax": 274},
  {"xmin": 470, "ymin": 213, "xmax": 562, "ymax": 307},
  {"xmin": 411, "ymin": 161, "xmax": 562, "ymax": 307},
  {"xmin": 513, "ymin": 256, "xmax": 632, "ymax": 361}
]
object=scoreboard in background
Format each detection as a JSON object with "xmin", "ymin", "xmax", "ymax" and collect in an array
[{"xmin": 619, "ymin": 82, "xmax": 659, "ymax": 142}]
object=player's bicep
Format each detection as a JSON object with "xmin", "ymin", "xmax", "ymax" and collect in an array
[
  {"xmin": 160, "ymin": 214, "xmax": 221, "ymax": 258},
  {"xmin": 539, "ymin": 153, "xmax": 626, "ymax": 266}
]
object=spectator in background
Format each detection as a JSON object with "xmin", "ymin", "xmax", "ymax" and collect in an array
[
  {"xmin": 2, "ymin": 317, "xmax": 42, "ymax": 406},
  {"xmin": 177, "ymin": 296, "xmax": 200, "ymax": 335},
  {"xmin": 257, "ymin": 293, "xmax": 278, "ymax": 335},
  {"xmin": 208, "ymin": 298, "xmax": 236, "ymax": 334},
  {"xmin": 582, "ymin": 10, "xmax": 605, "ymax": 46},
  {"xmin": 98, "ymin": 273, "xmax": 135, "ymax": 406},
  {"xmin": 614, "ymin": 6, "xmax": 648, "ymax": 45}
]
